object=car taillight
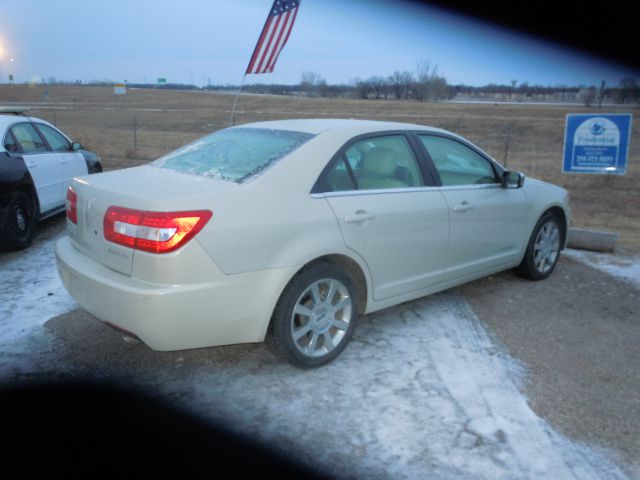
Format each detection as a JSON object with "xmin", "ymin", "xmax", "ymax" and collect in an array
[
  {"xmin": 66, "ymin": 187, "xmax": 78, "ymax": 224},
  {"xmin": 103, "ymin": 207, "xmax": 212, "ymax": 254}
]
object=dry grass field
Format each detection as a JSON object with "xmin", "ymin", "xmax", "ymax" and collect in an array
[{"xmin": 1, "ymin": 85, "xmax": 639, "ymax": 251}]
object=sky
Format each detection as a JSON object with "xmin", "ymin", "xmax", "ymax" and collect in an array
[{"xmin": 0, "ymin": 0, "xmax": 636, "ymax": 88}]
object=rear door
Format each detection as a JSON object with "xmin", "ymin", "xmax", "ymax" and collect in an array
[
  {"xmin": 34, "ymin": 123, "xmax": 88, "ymax": 186},
  {"xmin": 9, "ymin": 122, "xmax": 63, "ymax": 214},
  {"xmin": 418, "ymin": 134, "xmax": 528, "ymax": 279},
  {"xmin": 321, "ymin": 133, "xmax": 449, "ymax": 301}
]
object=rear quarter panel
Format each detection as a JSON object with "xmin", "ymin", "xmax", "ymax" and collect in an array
[{"xmin": 195, "ymin": 132, "xmax": 359, "ymax": 274}]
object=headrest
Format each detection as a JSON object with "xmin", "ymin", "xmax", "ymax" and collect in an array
[{"xmin": 362, "ymin": 147, "xmax": 397, "ymax": 176}]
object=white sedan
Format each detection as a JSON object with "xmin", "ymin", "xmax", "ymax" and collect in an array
[{"xmin": 56, "ymin": 119, "xmax": 570, "ymax": 367}]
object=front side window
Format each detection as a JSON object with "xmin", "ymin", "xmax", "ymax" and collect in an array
[
  {"xmin": 420, "ymin": 135, "xmax": 498, "ymax": 186},
  {"xmin": 152, "ymin": 127, "xmax": 314, "ymax": 182},
  {"xmin": 9, "ymin": 123, "xmax": 48, "ymax": 154},
  {"xmin": 37, "ymin": 124, "xmax": 70, "ymax": 152},
  {"xmin": 326, "ymin": 135, "xmax": 424, "ymax": 192}
]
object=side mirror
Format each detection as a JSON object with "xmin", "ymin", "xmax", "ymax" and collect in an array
[
  {"xmin": 71, "ymin": 142, "xmax": 82, "ymax": 151},
  {"xmin": 503, "ymin": 171, "xmax": 525, "ymax": 189}
]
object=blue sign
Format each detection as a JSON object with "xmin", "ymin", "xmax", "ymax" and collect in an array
[{"xmin": 562, "ymin": 113, "xmax": 632, "ymax": 175}]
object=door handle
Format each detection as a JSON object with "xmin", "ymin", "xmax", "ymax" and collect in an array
[
  {"xmin": 344, "ymin": 211, "xmax": 375, "ymax": 224},
  {"xmin": 453, "ymin": 202, "xmax": 473, "ymax": 213}
]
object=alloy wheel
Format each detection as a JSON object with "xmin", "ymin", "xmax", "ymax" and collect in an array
[
  {"xmin": 290, "ymin": 278, "xmax": 352, "ymax": 358},
  {"xmin": 533, "ymin": 221, "xmax": 560, "ymax": 274}
]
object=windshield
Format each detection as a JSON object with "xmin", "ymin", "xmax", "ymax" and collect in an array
[{"xmin": 151, "ymin": 128, "xmax": 314, "ymax": 182}]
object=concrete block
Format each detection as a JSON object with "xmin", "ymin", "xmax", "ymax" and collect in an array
[{"xmin": 567, "ymin": 228, "xmax": 618, "ymax": 253}]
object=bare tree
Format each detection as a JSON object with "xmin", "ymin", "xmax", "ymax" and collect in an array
[
  {"xmin": 368, "ymin": 76, "xmax": 388, "ymax": 99},
  {"xmin": 300, "ymin": 71, "xmax": 325, "ymax": 97},
  {"xmin": 317, "ymin": 79, "xmax": 329, "ymax": 98},
  {"xmin": 351, "ymin": 77, "xmax": 371, "ymax": 99},
  {"xmin": 618, "ymin": 76, "xmax": 639, "ymax": 104},
  {"xmin": 429, "ymin": 76, "xmax": 449, "ymax": 102},
  {"xmin": 517, "ymin": 81, "xmax": 530, "ymax": 96},
  {"xmin": 412, "ymin": 60, "xmax": 434, "ymax": 102},
  {"xmin": 412, "ymin": 60, "xmax": 449, "ymax": 102},
  {"xmin": 390, "ymin": 70, "xmax": 413, "ymax": 100}
]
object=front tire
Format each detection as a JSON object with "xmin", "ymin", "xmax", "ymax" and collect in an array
[
  {"xmin": 516, "ymin": 212, "xmax": 562, "ymax": 280},
  {"xmin": 269, "ymin": 263, "xmax": 359, "ymax": 368},
  {"xmin": 0, "ymin": 192, "xmax": 36, "ymax": 251}
]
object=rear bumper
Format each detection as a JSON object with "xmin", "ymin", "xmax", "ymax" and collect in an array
[{"xmin": 55, "ymin": 236, "xmax": 295, "ymax": 351}]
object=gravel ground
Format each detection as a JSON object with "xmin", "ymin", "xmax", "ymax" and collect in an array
[{"xmin": 459, "ymin": 258, "xmax": 640, "ymax": 476}]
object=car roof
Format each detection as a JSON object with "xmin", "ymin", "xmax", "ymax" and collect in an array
[
  {"xmin": 0, "ymin": 113, "xmax": 54, "ymax": 131},
  {"xmin": 235, "ymin": 118, "xmax": 453, "ymax": 136},
  {"xmin": 234, "ymin": 118, "xmax": 499, "ymax": 171}
]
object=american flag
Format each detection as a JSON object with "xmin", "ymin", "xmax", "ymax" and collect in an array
[{"xmin": 246, "ymin": 0, "xmax": 300, "ymax": 75}]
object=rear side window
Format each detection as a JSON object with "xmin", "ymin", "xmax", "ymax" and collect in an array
[
  {"xmin": 10, "ymin": 123, "xmax": 48, "ymax": 153},
  {"xmin": 326, "ymin": 135, "xmax": 424, "ymax": 192},
  {"xmin": 36, "ymin": 124, "xmax": 70, "ymax": 152},
  {"xmin": 152, "ymin": 128, "xmax": 314, "ymax": 182}
]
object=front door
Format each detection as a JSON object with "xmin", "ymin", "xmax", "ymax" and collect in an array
[
  {"xmin": 323, "ymin": 134, "xmax": 449, "ymax": 301},
  {"xmin": 35, "ymin": 123, "xmax": 88, "ymax": 188},
  {"xmin": 418, "ymin": 134, "xmax": 528, "ymax": 279}
]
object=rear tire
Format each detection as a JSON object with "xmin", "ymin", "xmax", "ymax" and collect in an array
[
  {"xmin": 516, "ymin": 212, "xmax": 562, "ymax": 280},
  {"xmin": 0, "ymin": 192, "xmax": 36, "ymax": 251},
  {"xmin": 268, "ymin": 263, "xmax": 359, "ymax": 368}
]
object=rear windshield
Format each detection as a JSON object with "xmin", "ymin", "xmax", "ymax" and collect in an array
[{"xmin": 151, "ymin": 127, "xmax": 314, "ymax": 182}]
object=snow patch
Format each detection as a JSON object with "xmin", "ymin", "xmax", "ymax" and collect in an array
[
  {"xmin": 564, "ymin": 249, "xmax": 640, "ymax": 288},
  {"xmin": 177, "ymin": 294, "xmax": 627, "ymax": 479},
  {"xmin": 0, "ymin": 233, "xmax": 76, "ymax": 375}
]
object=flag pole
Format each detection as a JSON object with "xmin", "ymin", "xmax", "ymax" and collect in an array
[
  {"xmin": 229, "ymin": 1, "xmax": 268, "ymax": 127},
  {"xmin": 229, "ymin": 73, "xmax": 247, "ymax": 127}
]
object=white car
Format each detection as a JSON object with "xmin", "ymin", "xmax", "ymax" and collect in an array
[
  {"xmin": 1, "ymin": 108, "xmax": 102, "ymax": 250},
  {"xmin": 56, "ymin": 119, "xmax": 570, "ymax": 367}
]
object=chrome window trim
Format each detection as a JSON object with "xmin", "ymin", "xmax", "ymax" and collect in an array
[
  {"xmin": 438, "ymin": 183, "xmax": 502, "ymax": 191},
  {"xmin": 311, "ymin": 183, "xmax": 502, "ymax": 198}
]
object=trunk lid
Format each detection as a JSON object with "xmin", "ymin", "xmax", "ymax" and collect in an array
[{"xmin": 68, "ymin": 165, "xmax": 237, "ymax": 276}]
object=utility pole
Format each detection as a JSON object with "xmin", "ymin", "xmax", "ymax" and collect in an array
[
  {"xmin": 598, "ymin": 80, "xmax": 606, "ymax": 109},
  {"xmin": 133, "ymin": 115, "xmax": 138, "ymax": 159}
]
